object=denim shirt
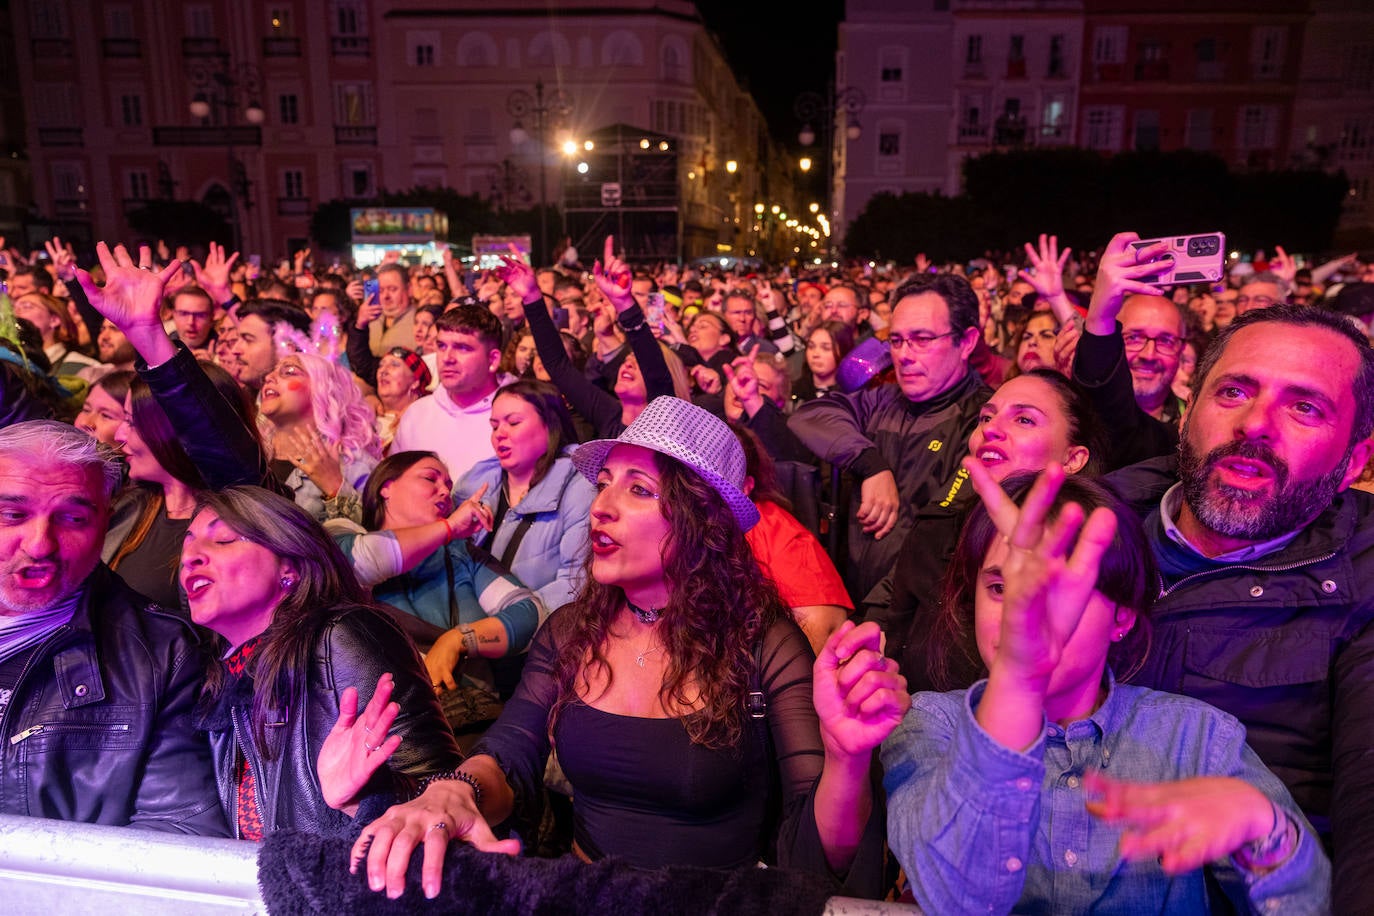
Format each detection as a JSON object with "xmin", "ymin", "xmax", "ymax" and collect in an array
[{"xmin": 880, "ymin": 678, "xmax": 1330, "ymax": 915}]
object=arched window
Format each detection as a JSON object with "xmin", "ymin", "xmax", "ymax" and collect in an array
[
  {"xmin": 660, "ymin": 36, "xmax": 689, "ymax": 82},
  {"xmin": 602, "ymin": 31, "xmax": 644, "ymax": 67},
  {"xmin": 457, "ymin": 32, "xmax": 497, "ymax": 68},
  {"xmin": 528, "ymin": 31, "xmax": 571, "ymax": 68}
]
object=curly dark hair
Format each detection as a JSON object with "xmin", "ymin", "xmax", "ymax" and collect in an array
[{"xmin": 548, "ymin": 451, "xmax": 789, "ymax": 750}]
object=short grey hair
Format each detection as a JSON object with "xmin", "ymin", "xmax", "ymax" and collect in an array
[{"xmin": 0, "ymin": 420, "xmax": 123, "ymax": 501}]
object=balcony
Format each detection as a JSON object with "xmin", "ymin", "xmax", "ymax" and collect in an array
[
  {"xmin": 334, "ymin": 124, "xmax": 377, "ymax": 145},
  {"xmin": 1195, "ymin": 61, "xmax": 1225, "ymax": 82},
  {"xmin": 1133, "ymin": 61, "xmax": 1171, "ymax": 81},
  {"xmin": 53, "ymin": 198, "xmax": 90, "ymax": 217},
  {"xmin": 37, "ymin": 127, "xmax": 83, "ymax": 146},
  {"xmin": 962, "ymin": 62, "xmax": 987, "ymax": 80},
  {"xmin": 263, "ymin": 36, "xmax": 300, "ymax": 58},
  {"xmin": 331, "ymin": 36, "xmax": 370, "ymax": 57},
  {"xmin": 181, "ymin": 37, "xmax": 222, "ymax": 57},
  {"xmin": 957, "ymin": 122, "xmax": 989, "ymax": 143},
  {"xmin": 122, "ymin": 198, "xmax": 152, "ymax": 215},
  {"xmin": 153, "ymin": 125, "xmax": 262, "ymax": 147},
  {"xmin": 277, "ymin": 197, "xmax": 312, "ymax": 217},
  {"xmin": 102, "ymin": 37, "xmax": 141, "ymax": 58},
  {"xmin": 31, "ymin": 38, "xmax": 73, "ymax": 60},
  {"xmin": 1040, "ymin": 124, "xmax": 1068, "ymax": 143},
  {"xmin": 1005, "ymin": 58, "xmax": 1027, "ymax": 80}
]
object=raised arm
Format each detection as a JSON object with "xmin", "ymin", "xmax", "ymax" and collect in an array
[{"xmin": 78, "ymin": 241, "xmax": 267, "ymax": 488}]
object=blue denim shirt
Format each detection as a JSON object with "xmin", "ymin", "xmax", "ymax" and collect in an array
[{"xmin": 881, "ymin": 678, "xmax": 1330, "ymax": 915}]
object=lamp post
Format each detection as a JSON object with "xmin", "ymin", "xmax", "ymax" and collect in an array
[
  {"xmin": 507, "ymin": 78, "xmax": 572, "ymax": 265},
  {"xmin": 794, "ymin": 85, "xmax": 865, "ymax": 243},
  {"xmin": 188, "ymin": 57, "xmax": 264, "ymax": 253}
]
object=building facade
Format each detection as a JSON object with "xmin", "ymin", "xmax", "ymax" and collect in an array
[
  {"xmin": 947, "ymin": 0, "xmax": 1083, "ymax": 194},
  {"xmin": 13, "ymin": 0, "xmax": 787, "ymax": 261},
  {"xmin": 1289, "ymin": 0, "xmax": 1374, "ymax": 246},
  {"xmin": 833, "ymin": 0, "xmax": 954, "ymax": 248}
]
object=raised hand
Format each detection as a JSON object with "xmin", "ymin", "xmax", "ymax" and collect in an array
[
  {"xmin": 722, "ymin": 344, "xmax": 764, "ymax": 418},
  {"xmin": 493, "ymin": 243, "xmax": 539, "ymax": 302},
  {"xmin": 1085, "ymin": 232, "xmax": 1171, "ymax": 336},
  {"xmin": 76, "ymin": 242, "xmax": 180, "ymax": 366},
  {"xmin": 317, "ymin": 673, "xmax": 403, "ymax": 814},
  {"xmin": 1020, "ymin": 234, "xmax": 1075, "ymax": 323},
  {"xmin": 1085, "ymin": 773, "xmax": 1285, "ymax": 875},
  {"xmin": 274, "ymin": 424, "xmax": 344, "ymax": 499},
  {"xmin": 445, "ymin": 482, "xmax": 492, "ymax": 541},
  {"xmin": 1052, "ymin": 317, "xmax": 1081, "ymax": 378},
  {"xmin": 190, "ymin": 241, "xmax": 240, "ymax": 305},
  {"xmin": 1269, "ymin": 245, "xmax": 1297, "ymax": 290},
  {"xmin": 964, "ymin": 459, "xmax": 1117, "ymax": 684},
  {"xmin": 813, "ymin": 621, "xmax": 909, "ymax": 759},
  {"xmin": 690, "ymin": 363, "xmax": 723, "ymax": 395},
  {"xmin": 293, "ymin": 247, "xmax": 312, "ymax": 273},
  {"xmin": 591, "ymin": 235, "xmax": 636, "ymax": 315},
  {"xmin": 43, "ymin": 236, "xmax": 76, "ymax": 283}
]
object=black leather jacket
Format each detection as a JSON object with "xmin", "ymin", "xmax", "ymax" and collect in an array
[
  {"xmin": 0, "ymin": 565, "xmax": 229, "ymax": 835},
  {"xmin": 201, "ymin": 606, "xmax": 461, "ymax": 838}
]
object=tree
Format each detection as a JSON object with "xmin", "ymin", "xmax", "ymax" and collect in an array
[
  {"xmin": 126, "ymin": 200, "xmax": 232, "ymax": 248},
  {"xmin": 843, "ymin": 149, "xmax": 1348, "ymax": 261}
]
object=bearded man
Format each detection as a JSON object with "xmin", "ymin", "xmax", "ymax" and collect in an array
[{"xmin": 1107, "ymin": 304, "xmax": 1374, "ymax": 910}]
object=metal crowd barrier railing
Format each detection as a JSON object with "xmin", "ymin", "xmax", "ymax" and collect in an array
[{"xmin": 0, "ymin": 814, "xmax": 920, "ymax": 914}]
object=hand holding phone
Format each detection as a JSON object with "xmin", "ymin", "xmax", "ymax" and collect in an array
[
  {"xmin": 645, "ymin": 292, "xmax": 666, "ymax": 333},
  {"xmin": 1129, "ymin": 232, "xmax": 1226, "ymax": 285},
  {"xmin": 363, "ymin": 277, "xmax": 380, "ymax": 305}
]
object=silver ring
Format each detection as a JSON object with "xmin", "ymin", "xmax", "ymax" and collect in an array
[
  {"xmin": 427, "ymin": 821, "xmax": 449, "ymax": 835},
  {"xmin": 364, "ymin": 740, "xmax": 380, "ymax": 752}
]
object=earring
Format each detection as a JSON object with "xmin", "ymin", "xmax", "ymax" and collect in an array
[
  {"xmin": 280, "ymin": 575, "xmax": 294, "ymax": 590},
  {"xmin": 1111, "ymin": 629, "xmax": 1127, "ymax": 642}
]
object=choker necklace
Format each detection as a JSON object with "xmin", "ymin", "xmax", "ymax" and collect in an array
[{"xmin": 626, "ymin": 598, "xmax": 661, "ymax": 625}]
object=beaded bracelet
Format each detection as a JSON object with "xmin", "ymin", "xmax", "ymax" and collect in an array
[{"xmin": 419, "ymin": 769, "xmax": 484, "ymax": 811}]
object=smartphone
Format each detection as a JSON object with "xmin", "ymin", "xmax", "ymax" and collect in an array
[
  {"xmin": 248, "ymin": 254, "xmax": 262, "ymax": 269},
  {"xmin": 181, "ymin": 260, "xmax": 195, "ymax": 278},
  {"xmin": 1130, "ymin": 232, "xmax": 1226, "ymax": 285},
  {"xmin": 363, "ymin": 278, "xmax": 380, "ymax": 305},
  {"xmin": 645, "ymin": 292, "xmax": 666, "ymax": 331}
]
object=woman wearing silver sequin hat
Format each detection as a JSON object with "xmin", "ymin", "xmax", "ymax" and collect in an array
[{"xmin": 345, "ymin": 396, "xmax": 907, "ymax": 900}]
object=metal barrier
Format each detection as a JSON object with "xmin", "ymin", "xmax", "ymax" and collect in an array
[
  {"xmin": 0, "ymin": 815, "xmax": 264, "ymax": 915},
  {"xmin": 0, "ymin": 814, "xmax": 919, "ymax": 915}
]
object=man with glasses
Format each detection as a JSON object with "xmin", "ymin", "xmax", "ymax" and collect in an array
[
  {"xmin": 789, "ymin": 273, "xmax": 989, "ymax": 595},
  {"xmin": 1072, "ymin": 232, "xmax": 1189, "ymax": 469},
  {"xmin": 1236, "ymin": 271, "xmax": 1287, "ymax": 316},
  {"xmin": 168, "ymin": 286, "xmax": 216, "ymax": 354}
]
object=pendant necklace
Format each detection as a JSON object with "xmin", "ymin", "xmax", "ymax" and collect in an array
[{"xmin": 635, "ymin": 643, "xmax": 665, "ymax": 668}]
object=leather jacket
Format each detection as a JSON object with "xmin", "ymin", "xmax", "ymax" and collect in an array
[
  {"xmin": 201, "ymin": 605, "xmax": 461, "ymax": 838},
  {"xmin": 0, "ymin": 564, "xmax": 229, "ymax": 835}
]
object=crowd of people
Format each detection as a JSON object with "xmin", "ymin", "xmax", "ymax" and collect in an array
[{"xmin": 1, "ymin": 226, "xmax": 1372, "ymax": 913}]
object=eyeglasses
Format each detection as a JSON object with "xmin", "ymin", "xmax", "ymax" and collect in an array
[
  {"xmin": 888, "ymin": 330, "xmax": 960, "ymax": 352},
  {"xmin": 1122, "ymin": 330, "xmax": 1184, "ymax": 356},
  {"xmin": 1235, "ymin": 295, "xmax": 1277, "ymax": 308}
]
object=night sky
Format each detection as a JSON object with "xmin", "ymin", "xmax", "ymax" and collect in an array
[{"xmin": 694, "ymin": 0, "xmax": 846, "ymax": 153}]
